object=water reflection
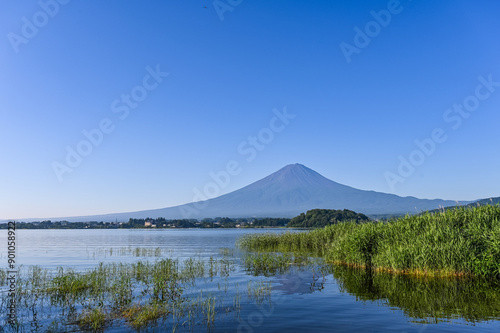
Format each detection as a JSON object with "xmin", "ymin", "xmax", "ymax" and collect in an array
[
  {"xmin": 331, "ymin": 265, "xmax": 500, "ymax": 324},
  {"xmin": 242, "ymin": 251, "xmax": 500, "ymax": 324},
  {"xmin": 271, "ymin": 267, "xmax": 328, "ymax": 295},
  {"xmin": 1, "ymin": 230, "xmax": 499, "ymax": 332}
]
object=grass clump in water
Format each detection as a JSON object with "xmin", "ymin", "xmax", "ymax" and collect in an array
[
  {"xmin": 243, "ymin": 252, "xmax": 317, "ymax": 276},
  {"xmin": 239, "ymin": 205, "xmax": 500, "ymax": 278},
  {"xmin": 122, "ymin": 304, "xmax": 167, "ymax": 330},
  {"xmin": 243, "ymin": 252, "xmax": 292, "ymax": 276},
  {"xmin": 0, "ymin": 256, "xmax": 244, "ymax": 332},
  {"xmin": 77, "ymin": 307, "xmax": 107, "ymax": 331}
]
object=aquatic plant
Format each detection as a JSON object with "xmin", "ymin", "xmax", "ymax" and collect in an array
[
  {"xmin": 239, "ymin": 205, "xmax": 500, "ymax": 278},
  {"xmin": 0, "ymin": 256, "xmax": 243, "ymax": 332}
]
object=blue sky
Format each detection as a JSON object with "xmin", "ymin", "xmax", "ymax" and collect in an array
[{"xmin": 1, "ymin": 0, "xmax": 499, "ymax": 219}]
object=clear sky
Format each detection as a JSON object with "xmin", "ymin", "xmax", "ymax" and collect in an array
[{"xmin": 1, "ymin": 0, "xmax": 499, "ymax": 220}]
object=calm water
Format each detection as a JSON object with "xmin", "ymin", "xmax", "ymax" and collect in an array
[{"xmin": 1, "ymin": 229, "xmax": 499, "ymax": 332}]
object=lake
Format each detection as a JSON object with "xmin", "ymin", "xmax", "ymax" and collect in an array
[{"xmin": 1, "ymin": 229, "xmax": 499, "ymax": 332}]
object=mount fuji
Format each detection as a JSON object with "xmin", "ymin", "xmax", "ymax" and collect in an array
[{"xmin": 22, "ymin": 164, "xmax": 468, "ymax": 222}]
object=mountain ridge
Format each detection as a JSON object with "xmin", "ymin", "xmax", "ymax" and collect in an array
[{"xmin": 5, "ymin": 164, "xmax": 472, "ymax": 222}]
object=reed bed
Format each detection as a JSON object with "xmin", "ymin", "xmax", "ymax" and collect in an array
[
  {"xmin": 242, "ymin": 252, "xmax": 321, "ymax": 276},
  {"xmin": 238, "ymin": 205, "xmax": 500, "ymax": 278}
]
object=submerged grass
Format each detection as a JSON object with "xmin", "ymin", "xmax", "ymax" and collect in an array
[
  {"xmin": 122, "ymin": 304, "xmax": 167, "ymax": 330},
  {"xmin": 0, "ymin": 256, "xmax": 247, "ymax": 332},
  {"xmin": 238, "ymin": 205, "xmax": 500, "ymax": 278},
  {"xmin": 77, "ymin": 307, "xmax": 107, "ymax": 331},
  {"xmin": 88, "ymin": 246, "xmax": 173, "ymax": 259},
  {"xmin": 243, "ymin": 252, "xmax": 320, "ymax": 276},
  {"xmin": 244, "ymin": 253, "xmax": 293, "ymax": 276}
]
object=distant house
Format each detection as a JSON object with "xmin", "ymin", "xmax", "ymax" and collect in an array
[{"xmin": 144, "ymin": 221, "xmax": 152, "ymax": 227}]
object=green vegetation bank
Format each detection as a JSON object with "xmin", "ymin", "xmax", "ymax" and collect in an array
[{"xmin": 239, "ymin": 205, "xmax": 500, "ymax": 278}]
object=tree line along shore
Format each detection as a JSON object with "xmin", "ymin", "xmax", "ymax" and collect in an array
[{"xmin": 0, "ymin": 209, "xmax": 368, "ymax": 229}]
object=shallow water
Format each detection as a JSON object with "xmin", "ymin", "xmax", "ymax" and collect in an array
[{"xmin": 1, "ymin": 229, "xmax": 499, "ymax": 332}]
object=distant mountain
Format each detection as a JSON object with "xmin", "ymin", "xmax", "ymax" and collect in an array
[
  {"xmin": 426, "ymin": 196, "xmax": 500, "ymax": 214},
  {"xmin": 10, "ymin": 164, "xmax": 471, "ymax": 222},
  {"xmin": 472, "ymin": 197, "xmax": 500, "ymax": 206}
]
